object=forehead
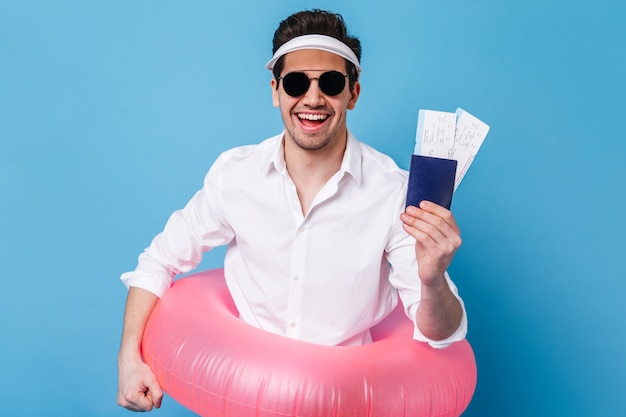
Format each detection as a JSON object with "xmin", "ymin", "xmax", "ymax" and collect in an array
[{"xmin": 281, "ymin": 49, "xmax": 347, "ymax": 73}]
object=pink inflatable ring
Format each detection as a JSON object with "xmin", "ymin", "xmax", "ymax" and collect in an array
[{"xmin": 142, "ymin": 269, "xmax": 477, "ymax": 417}]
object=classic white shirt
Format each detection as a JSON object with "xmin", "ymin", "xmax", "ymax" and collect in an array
[{"xmin": 121, "ymin": 131, "xmax": 467, "ymax": 347}]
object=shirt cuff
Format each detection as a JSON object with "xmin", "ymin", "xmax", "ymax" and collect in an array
[
  {"xmin": 408, "ymin": 296, "xmax": 468, "ymax": 349},
  {"xmin": 120, "ymin": 271, "xmax": 171, "ymax": 298}
]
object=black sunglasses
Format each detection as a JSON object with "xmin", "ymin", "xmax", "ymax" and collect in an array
[{"xmin": 277, "ymin": 71, "xmax": 349, "ymax": 97}]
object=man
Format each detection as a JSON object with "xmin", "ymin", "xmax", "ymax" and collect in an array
[{"xmin": 117, "ymin": 9, "xmax": 467, "ymax": 412}]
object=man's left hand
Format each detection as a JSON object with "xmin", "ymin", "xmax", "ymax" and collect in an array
[{"xmin": 400, "ymin": 201, "xmax": 462, "ymax": 287}]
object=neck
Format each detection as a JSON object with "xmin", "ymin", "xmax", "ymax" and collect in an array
[
  {"xmin": 284, "ymin": 130, "xmax": 346, "ymax": 180},
  {"xmin": 283, "ymin": 130, "xmax": 347, "ymax": 215}
]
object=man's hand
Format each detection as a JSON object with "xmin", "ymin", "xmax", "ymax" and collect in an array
[
  {"xmin": 400, "ymin": 200, "xmax": 463, "ymax": 341},
  {"xmin": 117, "ymin": 355, "xmax": 163, "ymax": 412},
  {"xmin": 400, "ymin": 200, "xmax": 462, "ymax": 286},
  {"xmin": 117, "ymin": 286, "xmax": 162, "ymax": 412}
]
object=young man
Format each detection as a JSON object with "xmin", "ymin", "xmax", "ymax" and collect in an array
[{"xmin": 117, "ymin": 9, "xmax": 467, "ymax": 412}]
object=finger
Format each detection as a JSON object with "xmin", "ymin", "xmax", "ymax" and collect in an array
[
  {"xmin": 132, "ymin": 390, "xmax": 155, "ymax": 412},
  {"xmin": 416, "ymin": 201, "xmax": 461, "ymax": 234},
  {"xmin": 403, "ymin": 223, "xmax": 438, "ymax": 256},
  {"xmin": 135, "ymin": 377, "xmax": 163, "ymax": 410},
  {"xmin": 404, "ymin": 204, "xmax": 460, "ymax": 238},
  {"xmin": 402, "ymin": 215, "xmax": 441, "ymax": 246},
  {"xmin": 402, "ymin": 219, "xmax": 461, "ymax": 272},
  {"xmin": 401, "ymin": 209, "xmax": 462, "ymax": 255},
  {"xmin": 402, "ymin": 208, "xmax": 453, "ymax": 242},
  {"xmin": 118, "ymin": 380, "xmax": 162, "ymax": 412},
  {"xmin": 403, "ymin": 221, "xmax": 459, "ymax": 259},
  {"xmin": 147, "ymin": 380, "xmax": 164, "ymax": 409},
  {"xmin": 118, "ymin": 393, "xmax": 153, "ymax": 412}
]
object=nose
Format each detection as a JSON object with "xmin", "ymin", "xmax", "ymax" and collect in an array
[{"xmin": 301, "ymin": 78, "xmax": 325, "ymax": 106}]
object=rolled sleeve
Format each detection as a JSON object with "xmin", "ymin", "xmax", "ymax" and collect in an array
[
  {"xmin": 407, "ymin": 275, "xmax": 468, "ymax": 349},
  {"xmin": 119, "ymin": 153, "xmax": 234, "ymax": 298},
  {"xmin": 120, "ymin": 270, "xmax": 171, "ymax": 298}
]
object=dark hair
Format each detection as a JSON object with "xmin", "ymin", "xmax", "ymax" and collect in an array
[{"xmin": 271, "ymin": 9, "xmax": 361, "ymax": 90}]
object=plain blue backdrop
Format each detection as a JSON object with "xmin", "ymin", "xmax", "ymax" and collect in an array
[{"xmin": 1, "ymin": 1, "xmax": 624, "ymax": 416}]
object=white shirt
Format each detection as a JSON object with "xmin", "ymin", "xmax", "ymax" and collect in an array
[{"xmin": 121, "ymin": 131, "xmax": 467, "ymax": 347}]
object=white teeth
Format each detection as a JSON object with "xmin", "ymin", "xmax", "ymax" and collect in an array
[{"xmin": 298, "ymin": 113, "xmax": 328, "ymax": 121}]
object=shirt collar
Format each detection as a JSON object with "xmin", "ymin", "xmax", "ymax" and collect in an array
[
  {"xmin": 255, "ymin": 132, "xmax": 286, "ymax": 175},
  {"xmin": 341, "ymin": 130, "xmax": 363, "ymax": 185},
  {"xmin": 259, "ymin": 130, "xmax": 363, "ymax": 185}
]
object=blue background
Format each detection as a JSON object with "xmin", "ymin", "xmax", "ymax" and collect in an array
[{"xmin": 1, "ymin": 1, "xmax": 624, "ymax": 416}]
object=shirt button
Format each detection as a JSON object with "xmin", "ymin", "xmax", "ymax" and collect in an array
[
  {"xmin": 293, "ymin": 275, "xmax": 300, "ymax": 281},
  {"xmin": 290, "ymin": 322, "xmax": 296, "ymax": 328},
  {"xmin": 297, "ymin": 227, "xmax": 304, "ymax": 233}
]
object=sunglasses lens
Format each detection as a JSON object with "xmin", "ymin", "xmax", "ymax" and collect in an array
[
  {"xmin": 319, "ymin": 71, "xmax": 347, "ymax": 96},
  {"xmin": 282, "ymin": 72, "xmax": 310, "ymax": 97}
]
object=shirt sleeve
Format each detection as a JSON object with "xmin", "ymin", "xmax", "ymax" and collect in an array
[{"xmin": 120, "ymin": 154, "xmax": 235, "ymax": 297}]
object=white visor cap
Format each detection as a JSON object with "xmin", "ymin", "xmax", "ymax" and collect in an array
[{"xmin": 265, "ymin": 34, "xmax": 361, "ymax": 74}]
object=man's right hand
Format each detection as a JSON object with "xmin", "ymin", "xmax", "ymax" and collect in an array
[
  {"xmin": 117, "ymin": 286, "xmax": 163, "ymax": 411},
  {"xmin": 117, "ymin": 356, "xmax": 163, "ymax": 411}
]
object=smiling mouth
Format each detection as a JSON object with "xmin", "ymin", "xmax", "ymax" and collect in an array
[{"xmin": 297, "ymin": 113, "xmax": 329, "ymax": 124}]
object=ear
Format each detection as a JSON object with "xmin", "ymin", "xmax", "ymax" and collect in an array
[
  {"xmin": 271, "ymin": 78, "xmax": 280, "ymax": 107},
  {"xmin": 347, "ymin": 81, "xmax": 361, "ymax": 110}
]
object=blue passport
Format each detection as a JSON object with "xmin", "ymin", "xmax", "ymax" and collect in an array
[{"xmin": 406, "ymin": 154, "xmax": 457, "ymax": 210}]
